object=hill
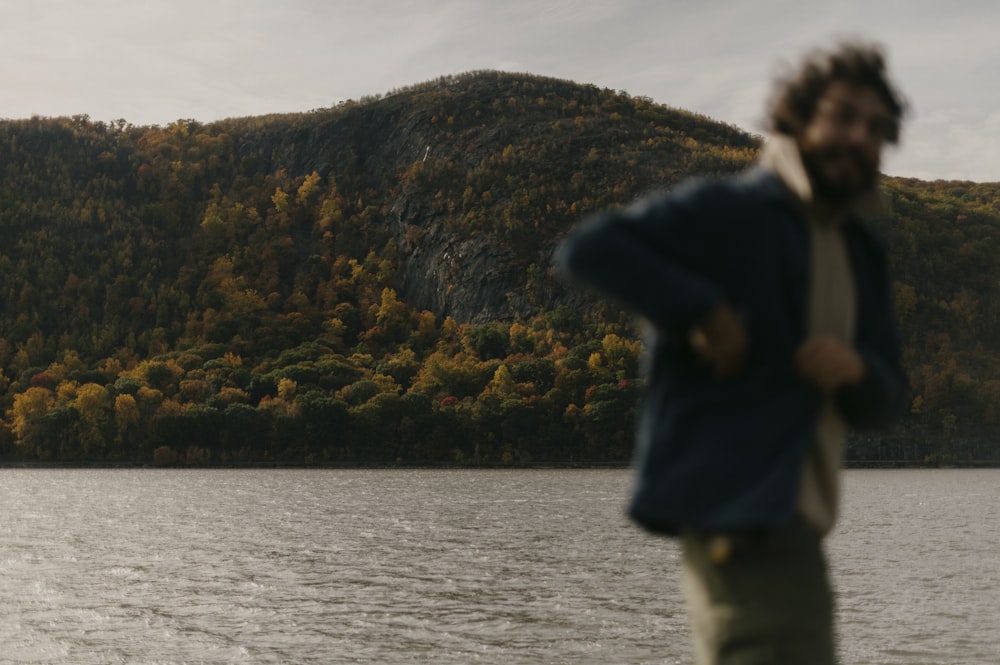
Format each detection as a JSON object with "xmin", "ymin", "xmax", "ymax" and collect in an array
[{"xmin": 0, "ymin": 70, "xmax": 996, "ymax": 466}]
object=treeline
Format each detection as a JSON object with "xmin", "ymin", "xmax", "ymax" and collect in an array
[
  {"xmin": 6, "ymin": 308, "xmax": 642, "ymax": 467},
  {"xmin": 866, "ymin": 178, "xmax": 1000, "ymax": 463},
  {"xmin": 0, "ymin": 71, "xmax": 998, "ymax": 465},
  {"xmin": 0, "ymin": 135, "xmax": 642, "ymax": 466}
]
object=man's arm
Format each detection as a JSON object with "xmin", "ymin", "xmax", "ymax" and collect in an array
[
  {"xmin": 553, "ymin": 183, "xmax": 729, "ymax": 333},
  {"xmin": 796, "ymin": 241, "xmax": 906, "ymax": 429},
  {"xmin": 795, "ymin": 336, "xmax": 866, "ymax": 393}
]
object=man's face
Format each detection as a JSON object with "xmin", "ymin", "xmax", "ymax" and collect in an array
[{"xmin": 797, "ymin": 80, "xmax": 894, "ymax": 202}]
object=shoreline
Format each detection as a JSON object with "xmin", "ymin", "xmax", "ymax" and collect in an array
[{"xmin": 1, "ymin": 460, "xmax": 999, "ymax": 470}]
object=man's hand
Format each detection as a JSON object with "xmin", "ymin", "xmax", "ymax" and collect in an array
[
  {"xmin": 795, "ymin": 335, "xmax": 866, "ymax": 393},
  {"xmin": 689, "ymin": 304, "xmax": 748, "ymax": 379}
]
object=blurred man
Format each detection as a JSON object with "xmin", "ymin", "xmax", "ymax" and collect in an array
[{"xmin": 556, "ymin": 42, "xmax": 907, "ymax": 664}]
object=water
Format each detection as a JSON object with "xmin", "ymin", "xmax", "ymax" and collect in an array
[
  {"xmin": 830, "ymin": 469, "xmax": 1000, "ymax": 665},
  {"xmin": 0, "ymin": 468, "xmax": 996, "ymax": 664}
]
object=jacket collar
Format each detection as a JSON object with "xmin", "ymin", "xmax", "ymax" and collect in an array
[{"xmin": 754, "ymin": 134, "xmax": 885, "ymax": 221}]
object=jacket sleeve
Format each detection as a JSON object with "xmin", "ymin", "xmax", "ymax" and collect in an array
[
  {"xmin": 835, "ymin": 237, "xmax": 907, "ymax": 430},
  {"xmin": 553, "ymin": 182, "xmax": 727, "ymax": 331}
]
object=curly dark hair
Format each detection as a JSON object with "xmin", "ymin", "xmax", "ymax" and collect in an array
[{"xmin": 767, "ymin": 42, "xmax": 907, "ymax": 144}]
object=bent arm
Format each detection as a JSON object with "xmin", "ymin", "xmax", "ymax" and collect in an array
[{"xmin": 553, "ymin": 185, "xmax": 726, "ymax": 332}]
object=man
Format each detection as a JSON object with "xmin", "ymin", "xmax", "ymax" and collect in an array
[{"xmin": 555, "ymin": 43, "xmax": 907, "ymax": 664}]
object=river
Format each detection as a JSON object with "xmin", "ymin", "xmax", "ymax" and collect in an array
[{"xmin": 0, "ymin": 468, "xmax": 995, "ymax": 664}]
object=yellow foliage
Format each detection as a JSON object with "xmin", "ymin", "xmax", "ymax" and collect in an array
[
  {"xmin": 216, "ymin": 387, "xmax": 250, "ymax": 405},
  {"xmin": 323, "ymin": 318, "xmax": 347, "ymax": 346},
  {"xmin": 318, "ymin": 197, "xmax": 344, "ymax": 231},
  {"xmin": 56, "ymin": 380, "xmax": 79, "ymax": 404},
  {"xmin": 601, "ymin": 333, "xmax": 642, "ymax": 373},
  {"xmin": 509, "ymin": 322, "xmax": 537, "ymax": 354},
  {"xmin": 438, "ymin": 317, "xmax": 461, "ymax": 347},
  {"xmin": 348, "ymin": 352, "xmax": 375, "ymax": 368},
  {"xmin": 259, "ymin": 395, "xmax": 297, "ymax": 417},
  {"xmin": 201, "ymin": 201, "xmax": 225, "ymax": 229},
  {"xmin": 490, "ymin": 364, "xmax": 514, "ymax": 394},
  {"xmin": 126, "ymin": 359, "xmax": 184, "ymax": 389},
  {"xmin": 277, "ymin": 377, "xmax": 297, "ymax": 401},
  {"xmin": 8, "ymin": 386, "xmax": 55, "ymax": 441},
  {"xmin": 155, "ymin": 399, "xmax": 183, "ymax": 417},
  {"xmin": 137, "ymin": 386, "xmax": 164, "ymax": 405},
  {"xmin": 179, "ymin": 379, "xmax": 210, "ymax": 402},
  {"xmin": 221, "ymin": 352, "xmax": 243, "ymax": 367},
  {"xmin": 296, "ymin": 171, "xmax": 322, "ymax": 204},
  {"xmin": 99, "ymin": 357, "xmax": 124, "ymax": 381},
  {"xmin": 114, "ymin": 394, "xmax": 140, "ymax": 429},
  {"xmin": 74, "ymin": 383, "xmax": 109, "ymax": 423},
  {"xmin": 376, "ymin": 288, "xmax": 406, "ymax": 326},
  {"xmin": 47, "ymin": 350, "xmax": 86, "ymax": 383},
  {"xmin": 372, "ymin": 373, "xmax": 400, "ymax": 394},
  {"xmin": 271, "ymin": 187, "xmax": 289, "ymax": 212}
]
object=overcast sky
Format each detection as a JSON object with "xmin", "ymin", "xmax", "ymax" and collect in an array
[{"xmin": 2, "ymin": 0, "xmax": 999, "ymax": 182}]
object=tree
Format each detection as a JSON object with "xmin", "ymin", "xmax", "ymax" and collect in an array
[
  {"xmin": 114, "ymin": 393, "xmax": 141, "ymax": 453},
  {"xmin": 73, "ymin": 383, "xmax": 110, "ymax": 456},
  {"xmin": 8, "ymin": 386, "xmax": 55, "ymax": 447}
]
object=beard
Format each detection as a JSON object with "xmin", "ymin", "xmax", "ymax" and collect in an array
[{"xmin": 800, "ymin": 144, "xmax": 879, "ymax": 203}]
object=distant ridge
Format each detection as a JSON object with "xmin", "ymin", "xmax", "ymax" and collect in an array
[{"xmin": 0, "ymin": 70, "xmax": 996, "ymax": 465}]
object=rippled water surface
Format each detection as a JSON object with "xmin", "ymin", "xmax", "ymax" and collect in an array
[
  {"xmin": 0, "ymin": 468, "xmax": 996, "ymax": 664},
  {"xmin": 830, "ymin": 469, "xmax": 1000, "ymax": 665}
]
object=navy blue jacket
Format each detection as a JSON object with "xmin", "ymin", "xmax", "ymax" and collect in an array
[{"xmin": 555, "ymin": 167, "xmax": 905, "ymax": 535}]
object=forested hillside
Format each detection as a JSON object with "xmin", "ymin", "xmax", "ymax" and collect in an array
[{"xmin": 0, "ymin": 71, "xmax": 995, "ymax": 466}]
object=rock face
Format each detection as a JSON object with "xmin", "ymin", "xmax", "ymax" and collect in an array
[
  {"xmin": 228, "ymin": 71, "xmax": 759, "ymax": 323},
  {"xmin": 388, "ymin": 199, "xmax": 569, "ymax": 324},
  {"xmin": 389, "ymin": 198, "xmax": 518, "ymax": 322}
]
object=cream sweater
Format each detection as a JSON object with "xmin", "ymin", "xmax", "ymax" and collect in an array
[{"xmin": 759, "ymin": 136, "xmax": 879, "ymax": 535}]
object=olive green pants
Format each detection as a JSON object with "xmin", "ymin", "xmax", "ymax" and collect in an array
[{"xmin": 680, "ymin": 519, "xmax": 835, "ymax": 665}]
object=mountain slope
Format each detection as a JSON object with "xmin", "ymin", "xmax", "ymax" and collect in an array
[
  {"xmin": 0, "ymin": 70, "xmax": 997, "ymax": 465},
  {"xmin": 215, "ymin": 71, "xmax": 760, "ymax": 321}
]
